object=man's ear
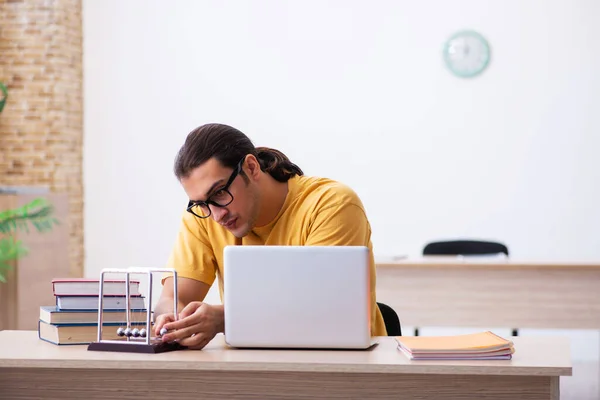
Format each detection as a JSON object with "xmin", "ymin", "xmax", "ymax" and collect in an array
[{"xmin": 244, "ymin": 154, "xmax": 262, "ymax": 180}]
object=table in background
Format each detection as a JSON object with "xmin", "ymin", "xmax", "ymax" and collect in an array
[
  {"xmin": 375, "ymin": 258, "xmax": 600, "ymax": 329},
  {"xmin": 0, "ymin": 330, "xmax": 571, "ymax": 400}
]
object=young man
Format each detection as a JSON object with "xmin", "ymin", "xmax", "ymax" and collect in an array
[{"xmin": 154, "ymin": 123, "xmax": 386, "ymax": 349}]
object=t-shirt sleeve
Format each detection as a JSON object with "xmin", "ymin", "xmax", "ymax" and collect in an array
[
  {"xmin": 163, "ymin": 211, "xmax": 218, "ymax": 286},
  {"xmin": 305, "ymin": 202, "xmax": 371, "ymax": 246}
]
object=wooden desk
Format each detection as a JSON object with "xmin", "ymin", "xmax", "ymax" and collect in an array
[
  {"xmin": 0, "ymin": 331, "xmax": 571, "ymax": 399},
  {"xmin": 376, "ymin": 258, "xmax": 600, "ymax": 329}
]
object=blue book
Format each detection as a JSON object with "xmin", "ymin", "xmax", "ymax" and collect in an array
[{"xmin": 40, "ymin": 306, "xmax": 149, "ymax": 325}]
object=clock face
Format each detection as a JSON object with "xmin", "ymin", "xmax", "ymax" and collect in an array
[{"xmin": 443, "ymin": 30, "xmax": 490, "ymax": 78}]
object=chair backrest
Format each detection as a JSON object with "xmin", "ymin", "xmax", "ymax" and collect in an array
[
  {"xmin": 423, "ymin": 240, "xmax": 509, "ymax": 256},
  {"xmin": 377, "ymin": 302, "xmax": 402, "ymax": 336}
]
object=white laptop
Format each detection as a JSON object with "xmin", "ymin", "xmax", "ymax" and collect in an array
[{"xmin": 223, "ymin": 245, "xmax": 376, "ymax": 350}]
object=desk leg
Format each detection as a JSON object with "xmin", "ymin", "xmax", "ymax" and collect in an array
[{"xmin": 550, "ymin": 376, "xmax": 559, "ymax": 400}]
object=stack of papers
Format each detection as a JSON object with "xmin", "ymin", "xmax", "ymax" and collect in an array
[{"xmin": 396, "ymin": 331, "xmax": 514, "ymax": 360}]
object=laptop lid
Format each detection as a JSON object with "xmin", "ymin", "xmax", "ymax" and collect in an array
[{"xmin": 223, "ymin": 245, "xmax": 372, "ymax": 349}]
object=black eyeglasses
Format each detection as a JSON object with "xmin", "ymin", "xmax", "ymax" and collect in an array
[{"xmin": 186, "ymin": 158, "xmax": 245, "ymax": 219}]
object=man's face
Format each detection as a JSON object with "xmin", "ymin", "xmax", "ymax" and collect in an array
[{"xmin": 181, "ymin": 157, "xmax": 260, "ymax": 237}]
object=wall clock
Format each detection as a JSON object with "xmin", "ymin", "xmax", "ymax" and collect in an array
[{"xmin": 443, "ymin": 30, "xmax": 491, "ymax": 78}]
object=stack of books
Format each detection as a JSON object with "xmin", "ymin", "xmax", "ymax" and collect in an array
[
  {"xmin": 395, "ymin": 331, "xmax": 515, "ymax": 360},
  {"xmin": 38, "ymin": 278, "xmax": 149, "ymax": 345}
]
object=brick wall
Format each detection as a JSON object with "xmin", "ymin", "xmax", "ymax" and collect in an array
[{"xmin": 0, "ymin": 0, "xmax": 83, "ymax": 277}]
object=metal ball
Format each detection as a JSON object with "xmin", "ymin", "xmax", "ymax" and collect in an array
[
  {"xmin": 124, "ymin": 328, "xmax": 132, "ymax": 337},
  {"xmin": 159, "ymin": 327, "xmax": 168, "ymax": 336},
  {"xmin": 132, "ymin": 328, "xmax": 140, "ymax": 337},
  {"xmin": 139, "ymin": 328, "xmax": 147, "ymax": 338},
  {"xmin": 116, "ymin": 327, "xmax": 125, "ymax": 337}
]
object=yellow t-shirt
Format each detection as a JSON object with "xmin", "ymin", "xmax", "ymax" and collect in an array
[{"xmin": 166, "ymin": 174, "xmax": 387, "ymax": 336}]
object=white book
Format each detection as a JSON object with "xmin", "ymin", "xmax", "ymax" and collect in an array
[
  {"xmin": 56, "ymin": 295, "xmax": 146, "ymax": 311},
  {"xmin": 52, "ymin": 278, "xmax": 141, "ymax": 296}
]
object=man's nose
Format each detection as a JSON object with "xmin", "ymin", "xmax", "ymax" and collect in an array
[{"xmin": 210, "ymin": 206, "xmax": 228, "ymax": 223}]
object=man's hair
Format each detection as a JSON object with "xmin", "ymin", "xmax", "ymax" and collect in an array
[{"xmin": 174, "ymin": 123, "xmax": 303, "ymax": 182}]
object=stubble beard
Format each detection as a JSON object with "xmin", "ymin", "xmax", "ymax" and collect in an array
[{"xmin": 232, "ymin": 185, "xmax": 261, "ymax": 238}]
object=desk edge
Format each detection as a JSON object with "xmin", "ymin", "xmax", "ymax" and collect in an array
[{"xmin": 0, "ymin": 359, "xmax": 573, "ymax": 377}]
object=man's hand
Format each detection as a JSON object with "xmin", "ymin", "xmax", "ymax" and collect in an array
[
  {"xmin": 153, "ymin": 313, "xmax": 177, "ymax": 336},
  {"xmin": 155, "ymin": 302, "xmax": 224, "ymax": 350}
]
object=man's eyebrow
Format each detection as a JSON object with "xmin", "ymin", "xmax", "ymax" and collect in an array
[{"xmin": 204, "ymin": 179, "xmax": 226, "ymax": 199}]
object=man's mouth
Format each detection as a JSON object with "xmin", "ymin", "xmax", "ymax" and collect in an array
[{"xmin": 223, "ymin": 218, "xmax": 237, "ymax": 229}]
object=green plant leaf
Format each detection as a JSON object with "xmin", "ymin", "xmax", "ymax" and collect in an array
[
  {"xmin": 0, "ymin": 237, "xmax": 29, "ymax": 261},
  {"xmin": 0, "ymin": 197, "xmax": 59, "ymax": 236},
  {"xmin": 0, "ymin": 259, "xmax": 14, "ymax": 283},
  {"xmin": 0, "ymin": 197, "xmax": 57, "ymax": 283},
  {"xmin": 17, "ymin": 219, "xmax": 29, "ymax": 234}
]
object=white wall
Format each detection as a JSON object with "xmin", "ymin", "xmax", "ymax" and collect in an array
[
  {"xmin": 83, "ymin": 3, "xmax": 600, "ymax": 395},
  {"xmin": 83, "ymin": 0, "xmax": 600, "ymax": 302}
]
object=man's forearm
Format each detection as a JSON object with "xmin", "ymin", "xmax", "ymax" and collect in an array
[{"xmin": 153, "ymin": 297, "xmax": 184, "ymax": 319}]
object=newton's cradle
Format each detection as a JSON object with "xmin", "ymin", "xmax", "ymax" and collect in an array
[{"xmin": 87, "ymin": 267, "xmax": 186, "ymax": 354}]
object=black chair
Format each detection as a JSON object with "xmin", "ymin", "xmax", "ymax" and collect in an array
[
  {"xmin": 377, "ymin": 302, "xmax": 401, "ymax": 336},
  {"xmin": 417, "ymin": 239, "xmax": 516, "ymax": 337},
  {"xmin": 423, "ymin": 240, "xmax": 509, "ymax": 257}
]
